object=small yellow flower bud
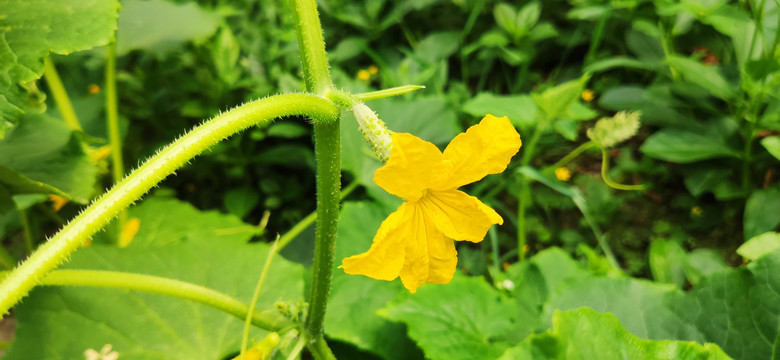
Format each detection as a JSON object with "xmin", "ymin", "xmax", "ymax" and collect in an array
[
  {"xmin": 691, "ymin": 206, "xmax": 703, "ymax": 217},
  {"xmin": 352, "ymin": 103, "xmax": 393, "ymax": 161},
  {"xmin": 357, "ymin": 69, "xmax": 371, "ymax": 81},
  {"xmin": 555, "ymin": 167, "xmax": 572, "ymax": 182},
  {"xmin": 581, "ymin": 89, "xmax": 595, "ymax": 102},
  {"xmin": 368, "ymin": 65, "xmax": 379, "ymax": 75},
  {"xmin": 88, "ymin": 84, "xmax": 101, "ymax": 95},
  {"xmin": 119, "ymin": 217, "xmax": 141, "ymax": 248}
]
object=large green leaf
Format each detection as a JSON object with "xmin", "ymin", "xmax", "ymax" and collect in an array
[
  {"xmin": 541, "ymin": 248, "xmax": 780, "ymax": 360},
  {"xmin": 743, "ymin": 187, "xmax": 780, "ymax": 240},
  {"xmin": 0, "ymin": 0, "xmax": 118, "ymax": 135},
  {"xmin": 666, "ymin": 56, "xmax": 737, "ymax": 100},
  {"xmin": 117, "ymin": 0, "xmax": 221, "ymax": 56},
  {"xmin": 501, "ymin": 308, "xmax": 731, "ymax": 360},
  {"xmin": 379, "ymin": 276, "xmax": 517, "ymax": 360},
  {"xmin": 503, "ymin": 248, "xmax": 591, "ymax": 340},
  {"xmin": 672, "ymin": 250, "xmax": 780, "ymax": 360},
  {"xmin": 326, "ymin": 201, "xmax": 421, "ymax": 360},
  {"xmin": 0, "ymin": 114, "xmax": 99, "ymax": 203},
  {"xmin": 640, "ymin": 128, "xmax": 740, "ymax": 163},
  {"xmin": 5, "ymin": 197, "xmax": 303, "ymax": 359},
  {"xmin": 123, "ymin": 195, "xmax": 259, "ymax": 247},
  {"xmin": 545, "ymin": 277, "xmax": 706, "ymax": 342},
  {"xmin": 462, "ymin": 93, "xmax": 539, "ymax": 130}
]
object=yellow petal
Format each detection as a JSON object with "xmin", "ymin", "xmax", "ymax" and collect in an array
[
  {"xmin": 374, "ymin": 133, "xmax": 446, "ymax": 201},
  {"xmin": 398, "ymin": 204, "xmax": 429, "ymax": 292},
  {"xmin": 342, "ymin": 203, "xmax": 410, "ymax": 281},
  {"xmin": 420, "ymin": 189, "xmax": 502, "ymax": 243},
  {"xmin": 436, "ymin": 114, "xmax": 521, "ymax": 190},
  {"xmin": 398, "ymin": 203, "xmax": 459, "ymax": 292},
  {"xmin": 424, "ymin": 225, "xmax": 457, "ymax": 285}
]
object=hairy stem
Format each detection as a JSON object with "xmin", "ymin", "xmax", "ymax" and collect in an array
[
  {"xmin": 305, "ymin": 119, "xmax": 340, "ymax": 356},
  {"xmin": 290, "ymin": 0, "xmax": 339, "ymax": 358},
  {"xmin": 290, "ymin": 0, "xmax": 332, "ymax": 95},
  {"xmin": 0, "ymin": 94, "xmax": 339, "ymax": 315},
  {"xmin": 43, "ymin": 56, "xmax": 82, "ymax": 131},
  {"xmin": 36, "ymin": 269, "xmax": 291, "ymax": 331}
]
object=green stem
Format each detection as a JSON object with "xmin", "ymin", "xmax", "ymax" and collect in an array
[
  {"xmin": 43, "ymin": 56, "xmax": 82, "ymax": 131},
  {"xmin": 516, "ymin": 181, "xmax": 529, "ymax": 262},
  {"xmin": 309, "ymin": 336, "xmax": 337, "ymax": 360},
  {"xmin": 0, "ymin": 93, "xmax": 339, "ymax": 315},
  {"xmin": 105, "ymin": 42, "xmax": 129, "ymax": 245},
  {"xmin": 549, "ymin": 141, "xmax": 597, "ymax": 170},
  {"xmin": 742, "ymin": 126, "xmax": 756, "ymax": 189},
  {"xmin": 600, "ymin": 148, "xmax": 645, "ymax": 191},
  {"xmin": 286, "ymin": 336, "xmax": 308, "ymax": 360},
  {"xmin": 36, "ymin": 269, "xmax": 290, "ymax": 331},
  {"xmin": 305, "ymin": 119, "xmax": 340, "ymax": 353},
  {"xmin": 658, "ymin": 21, "xmax": 679, "ymax": 80},
  {"xmin": 18, "ymin": 207, "xmax": 34, "ymax": 253},
  {"xmin": 241, "ymin": 241, "xmax": 279, "ymax": 358},
  {"xmin": 516, "ymin": 121, "xmax": 549, "ymax": 261},
  {"xmin": 290, "ymin": 0, "xmax": 332, "ymax": 95},
  {"xmin": 106, "ymin": 42, "xmax": 124, "ymax": 184},
  {"xmin": 290, "ymin": 1, "xmax": 339, "ymax": 357},
  {"xmin": 277, "ymin": 181, "xmax": 359, "ymax": 251},
  {"xmin": 353, "ymin": 85, "xmax": 426, "ymax": 102},
  {"xmin": 584, "ymin": 8, "xmax": 611, "ymax": 65}
]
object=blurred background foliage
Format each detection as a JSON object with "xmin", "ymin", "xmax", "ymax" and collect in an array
[{"xmin": 1, "ymin": 0, "xmax": 779, "ymax": 358}]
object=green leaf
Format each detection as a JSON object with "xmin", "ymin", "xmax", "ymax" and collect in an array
[
  {"xmin": 674, "ymin": 250, "xmax": 780, "ymax": 360},
  {"xmin": 586, "ymin": 111, "xmax": 641, "ymax": 148},
  {"xmin": 379, "ymin": 276, "xmax": 516, "ymax": 360},
  {"xmin": 371, "ymin": 97, "xmax": 461, "ymax": 145},
  {"xmin": 744, "ymin": 188, "xmax": 780, "ymax": 240},
  {"xmin": 501, "ymin": 308, "xmax": 732, "ymax": 360},
  {"xmin": 416, "ymin": 32, "xmax": 460, "ymax": 63},
  {"xmin": 516, "ymin": 2, "xmax": 541, "ymax": 34},
  {"xmin": 0, "ymin": 0, "xmax": 118, "ymax": 134},
  {"xmin": 553, "ymin": 119, "xmax": 578, "ymax": 141},
  {"xmin": 327, "ymin": 201, "xmax": 421, "ymax": 360},
  {"xmin": 532, "ymin": 74, "xmax": 590, "ymax": 121},
  {"xmin": 738, "ymin": 232, "xmax": 780, "ymax": 261},
  {"xmin": 462, "ymin": 93, "xmax": 539, "ymax": 130},
  {"xmin": 123, "ymin": 195, "xmax": 258, "ymax": 247},
  {"xmin": 5, "ymin": 209, "xmax": 303, "ymax": 359},
  {"xmin": 504, "ymin": 248, "xmax": 591, "ymax": 340},
  {"xmin": 649, "ymin": 239, "xmax": 687, "ymax": 288},
  {"xmin": 266, "ymin": 121, "xmax": 310, "ymax": 139},
  {"xmin": 0, "ymin": 164, "xmax": 68, "ymax": 198},
  {"xmin": 666, "ymin": 56, "xmax": 737, "ymax": 100},
  {"xmin": 681, "ymin": 165, "xmax": 732, "ymax": 197},
  {"xmin": 640, "ymin": 128, "xmax": 740, "ymax": 163},
  {"xmin": 0, "ymin": 114, "xmax": 98, "ymax": 203},
  {"xmin": 494, "ymin": 3, "xmax": 518, "ymax": 37},
  {"xmin": 545, "ymin": 277, "xmax": 705, "ymax": 341},
  {"xmin": 117, "ymin": 0, "xmax": 221, "ymax": 56},
  {"xmin": 761, "ymin": 137, "xmax": 780, "ymax": 162},
  {"xmin": 223, "ymin": 187, "xmax": 260, "ymax": 219},
  {"xmin": 539, "ymin": 248, "xmax": 780, "ymax": 359},
  {"xmin": 682, "ymin": 249, "xmax": 727, "ymax": 286}
]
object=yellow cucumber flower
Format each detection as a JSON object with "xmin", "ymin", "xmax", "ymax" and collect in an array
[{"xmin": 342, "ymin": 114, "xmax": 522, "ymax": 292}]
